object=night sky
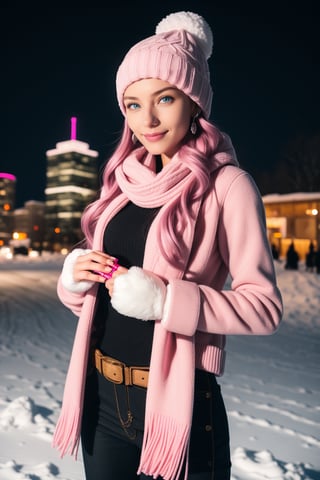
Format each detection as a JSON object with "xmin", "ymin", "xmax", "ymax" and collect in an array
[{"xmin": 3, "ymin": 4, "xmax": 319, "ymax": 208}]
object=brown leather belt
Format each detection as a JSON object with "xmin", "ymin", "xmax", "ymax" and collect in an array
[{"xmin": 94, "ymin": 349, "xmax": 149, "ymax": 388}]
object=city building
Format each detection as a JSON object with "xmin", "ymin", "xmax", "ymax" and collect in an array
[
  {"xmin": 44, "ymin": 117, "xmax": 99, "ymax": 251},
  {"xmin": 262, "ymin": 192, "xmax": 320, "ymax": 260},
  {"xmin": 0, "ymin": 172, "xmax": 16, "ymax": 246},
  {"xmin": 12, "ymin": 200, "xmax": 46, "ymax": 254}
]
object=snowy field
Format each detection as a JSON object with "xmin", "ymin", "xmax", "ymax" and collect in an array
[{"xmin": 0, "ymin": 253, "xmax": 319, "ymax": 480}]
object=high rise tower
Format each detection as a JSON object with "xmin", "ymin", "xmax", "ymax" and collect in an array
[{"xmin": 45, "ymin": 117, "xmax": 99, "ymax": 251}]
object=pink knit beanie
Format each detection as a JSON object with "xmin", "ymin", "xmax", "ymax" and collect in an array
[{"xmin": 116, "ymin": 11, "xmax": 214, "ymax": 119}]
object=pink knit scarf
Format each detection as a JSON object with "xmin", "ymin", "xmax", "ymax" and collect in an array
[
  {"xmin": 115, "ymin": 147, "xmax": 194, "ymax": 207},
  {"xmin": 119, "ymin": 150, "xmax": 202, "ymax": 479}
]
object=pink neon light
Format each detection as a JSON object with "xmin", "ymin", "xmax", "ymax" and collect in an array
[
  {"xmin": 0, "ymin": 172, "xmax": 16, "ymax": 181},
  {"xmin": 71, "ymin": 117, "xmax": 77, "ymax": 140}
]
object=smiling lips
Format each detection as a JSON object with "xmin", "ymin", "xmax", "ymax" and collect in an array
[{"xmin": 143, "ymin": 132, "xmax": 166, "ymax": 142}]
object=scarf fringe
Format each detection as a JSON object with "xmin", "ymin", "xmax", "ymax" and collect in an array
[
  {"xmin": 137, "ymin": 412, "xmax": 190, "ymax": 480},
  {"xmin": 52, "ymin": 405, "xmax": 81, "ymax": 459}
]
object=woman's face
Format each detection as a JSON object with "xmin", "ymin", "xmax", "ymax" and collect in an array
[{"xmin": 123, "ymin": 78, "xmax": 196, "ymax": 166}]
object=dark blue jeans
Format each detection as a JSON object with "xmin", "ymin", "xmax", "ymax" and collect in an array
[{"xmin": 81, "ymin": 369, "xmax": 231, "ymax": 479}]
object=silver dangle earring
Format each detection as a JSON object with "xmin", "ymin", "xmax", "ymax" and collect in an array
[
  {"xmin": 190, "ymin": 113, "xmax": 199, "ymax": 135},
  {"xmin": 131, "ymin": 132, "xmax": 138, "ymax": 144}
]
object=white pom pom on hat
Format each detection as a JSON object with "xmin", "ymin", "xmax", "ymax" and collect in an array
[
  {"xmin": 156, "ymin": 11, "xmax": 213, "ymax": 60},
  {"xmin": 116, "ymin": 11, "xmax": 214, "ymax": 118}
]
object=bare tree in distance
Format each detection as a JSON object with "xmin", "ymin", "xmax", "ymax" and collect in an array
[
  {"xmin": 256, "ymin": 131, "xmax": 320, "ymax": 195},
  {"xmin": 281, "ymin": 132, "xmax": 320, "ymax": 192}
]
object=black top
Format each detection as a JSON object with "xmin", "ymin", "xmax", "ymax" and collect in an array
[{"xmin": 93, "ymin": 201, "xmax": 160, "ymax": 366}]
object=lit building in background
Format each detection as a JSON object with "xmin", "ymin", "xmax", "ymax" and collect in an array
[
  {"xmin": 0, "ymin": 172, "xmax": 16, "ymax": 246},
  {"xmin": 12, "ymin": 200, "xmax": 46, "ymax": 253},
  {"xmin": 263, "ymin": 192, "xmax": 320, "ymax": 259},
  {"xmin": 44, "ymin": 117, "xmax": 99, "ymax": 251}
]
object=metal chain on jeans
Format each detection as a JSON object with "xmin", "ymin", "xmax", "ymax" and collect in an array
[{"xmin": 113, "ymin": 383, "xmax": 137, "ymax": 440}]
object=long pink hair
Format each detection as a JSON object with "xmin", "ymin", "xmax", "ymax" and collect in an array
[{"xmin": 81, "ymin": 117, "xmax": 225, "ymax": 268}]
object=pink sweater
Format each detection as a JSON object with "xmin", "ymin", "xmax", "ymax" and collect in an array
[{"xmin": 52, "ymin": 155, "xmax": 283, "ymax": 479}]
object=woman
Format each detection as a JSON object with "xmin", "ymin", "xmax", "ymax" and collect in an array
[{"xmin": 52, "ymin": 11, "xmax": 283, "ymax": 480}]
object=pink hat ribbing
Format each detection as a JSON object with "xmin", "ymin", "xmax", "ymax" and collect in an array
[{"xmin": 116, "ymin": 11, "xmax": 214, "ymax": 119}]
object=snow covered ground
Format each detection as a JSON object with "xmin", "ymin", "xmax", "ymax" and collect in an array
[{"xmin": 0, "ymin": 252, "xmax": 319, "ymax": 480}]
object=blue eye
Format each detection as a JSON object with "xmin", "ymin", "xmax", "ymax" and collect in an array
[
  {"xmin": 126, "ymin": 102, "xmax": 140, "ymax": 110},
  {"xmin": 160, "ymin": 95, "xmax": 173, "ymax": 104}
]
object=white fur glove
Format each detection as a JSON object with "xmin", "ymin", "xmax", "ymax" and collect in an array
[
  {"xmin": 60, "ymin": 248, "xmax": 95, "ymax": 293},
  {"xmin": 111, "ymin": 267, "xmax": 167, "ymax": 320}
]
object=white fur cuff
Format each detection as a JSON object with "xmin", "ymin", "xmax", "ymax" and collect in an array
[
  {"xmin": 60, "ymin": 248, "xmax": 94, "ymax": 293},
  {"xmin": 111, "ymin": 267, "xmax": 166, "ymax": 320}
]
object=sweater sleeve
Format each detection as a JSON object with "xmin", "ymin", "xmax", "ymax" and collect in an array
[
  {"xmin": 56, "ymin": 248, "xmax": 96, "ymax": 317},
  {"xmin": 57, "ymin": 276, "xmax": 87, "ymax": 317},
  {"xmin": 162, "ymin": 171, "xmax": 283, "ymax": 336}
]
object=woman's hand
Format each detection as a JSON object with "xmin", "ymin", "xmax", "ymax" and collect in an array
[
  {"xmin": 60, "ymin": 248, "xmax": 127, "ymax": 294},
  {"xmin": 73, "ymin": 250, "xmax": 128, "ymax": 294},
  {"xmin": 73, "ymin": 250, "xmax": 124, "ymax": 285},
  {"xmin": 104, "ymin": 265, "xmax": 128, "ymax": 296}
]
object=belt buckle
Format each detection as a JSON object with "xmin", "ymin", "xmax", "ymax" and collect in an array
[{"xmin": 106, "ymin": 358, "xmax": 125, "ymax": 384}]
